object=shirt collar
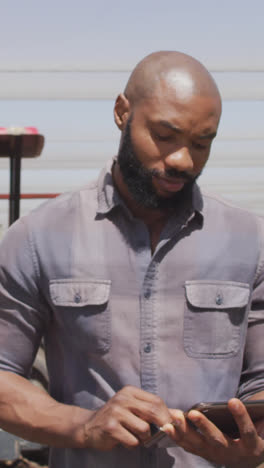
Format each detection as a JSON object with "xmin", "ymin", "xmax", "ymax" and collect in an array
[
  {"xmin": 96, "ymin": 159, "xmax": 204, "ymax": 224},
  {"xmin": 96, "ymin": 158, "xmax": 125, "ymax": 215},
  {"xmin": 191, "ymin": 182, "xmax": 204, "ymax": 226}
]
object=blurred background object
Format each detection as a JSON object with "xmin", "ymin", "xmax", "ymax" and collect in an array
[
  {"xmin": 0, "ymin": 0, "xmax": 264, "ymax": 231},
  {"xmin": 0, "ymin": 127, "xmax": 44, "ymax": 225}
]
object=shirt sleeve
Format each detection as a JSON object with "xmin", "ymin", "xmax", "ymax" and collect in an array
[
  {"xmin": 237, "ymin": 216, "xmax": 264, "ymax": 400},
  {"xmin": 0, "ymin": 217, "xmax": 50, "ymax": 377}
]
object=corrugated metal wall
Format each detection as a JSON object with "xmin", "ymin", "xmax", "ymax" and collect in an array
[{"xmin": 0, "ymin": 0, "xmax": 263, "ymax": 230}]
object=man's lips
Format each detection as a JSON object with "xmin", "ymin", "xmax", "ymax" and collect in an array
[{"xmin": 153, "ymin": 175, "xmax": 187, "ymax": 193}]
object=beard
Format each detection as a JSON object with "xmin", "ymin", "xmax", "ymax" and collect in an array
[{"xmin": 117, "ymin": 117, "xmax": 200, "ymax": 211}]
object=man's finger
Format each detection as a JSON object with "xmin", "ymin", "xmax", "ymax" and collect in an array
[
  {"xmin": 114, "ymin": 426, "xmax": 141, "ymax": 449},
  {"xmin": 132, "ymin": 398, "xmax": 171, "ymax": 427},
  {"xmin": 228, "ymin": 398, "xmax": 258, "ymax": 449},
  {"xmin": 187, "ymin": 410, "xmax": 229, "ymax": 448},
  {"xmin": 122, "ymin": 411, "xmax": 152, "ymax": 442},
  {"xmin": 163, "ymin": 410, "xmax": 208, "ymax": 453}
]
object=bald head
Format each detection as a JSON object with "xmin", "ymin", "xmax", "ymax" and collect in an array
[{"xmin": 124, "ymin": 51, "xmax": 221, "ymax": 107}]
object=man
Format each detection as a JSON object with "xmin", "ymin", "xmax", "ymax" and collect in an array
[{"xmin": 0, "ymin": 51, "xmax": 263, "ymax": 468}]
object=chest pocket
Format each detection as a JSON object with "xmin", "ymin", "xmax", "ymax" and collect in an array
[
  {"xmin": 49, "ymin": 279, "xmax": 111, "ymax": 354},
  {"xmin": 184, "ymin": 280, "xmax": 250, "ymax": 359}
]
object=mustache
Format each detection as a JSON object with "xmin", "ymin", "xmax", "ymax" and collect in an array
[{"xmin": 149, "ymin": 167, "xmax": 195, "ymax": 182}]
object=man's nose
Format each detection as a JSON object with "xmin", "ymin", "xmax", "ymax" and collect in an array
[{"xmin": 164, "ymin": 147, "xmax": 194, "ymax": 173}]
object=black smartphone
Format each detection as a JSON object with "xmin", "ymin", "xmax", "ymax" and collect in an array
[
  {"xmin": 187, "ymin": 399, "xmax": 264, "ymax": 437},
  {"xmin": 143, "ymin": 400, "xmax": 264, "ymax": 448}
]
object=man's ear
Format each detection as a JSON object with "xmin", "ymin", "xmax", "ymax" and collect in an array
[{"xmin": 114, "ymin": 93, "xmax": 131, "ymax": 130}]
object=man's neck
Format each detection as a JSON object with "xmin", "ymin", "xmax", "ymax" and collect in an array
[{"xmin": 112, "ymin": 162, "xmax": 174, "ymax": 253}]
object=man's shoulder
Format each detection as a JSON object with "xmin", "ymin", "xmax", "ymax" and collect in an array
[
  {"xmin": 200, "ymin": 189, "xmax": 264, "ymax": 242},
  {"xmin": 25, "ymin": 179, "xmax": 98, "ymax": 226},
  {"xmin": 201, "ymin": 190, "xmax": 262, "ymax": 221},
  {"xmin": 0, "ymin": 180, "xmax": 99, "ymax": 252}
]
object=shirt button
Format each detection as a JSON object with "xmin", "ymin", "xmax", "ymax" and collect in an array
[
  {"xmin": 144, "ymin": 343, "xmax": 152, "ymax": 353},
  {"xmin": 144, "ymin": 290, "xmax": 151, "ymax": 299},
  {"xmin": 74, "ymin": 293, "xmax": 82, "ymax": 304},
  {"xmin": 215, "ymin": 294, "xmax": 223, "ymax": 305}
]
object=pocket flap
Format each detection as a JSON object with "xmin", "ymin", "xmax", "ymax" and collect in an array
[
  {"xmin": 185, "ymin": 280, "xmax": 250, "ymax": 309},
  {"xmin": 49, "ymin": 279, "xmax": 111, "ymax": 306}
]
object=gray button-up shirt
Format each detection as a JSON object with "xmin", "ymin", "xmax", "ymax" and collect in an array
[{"xmin": 0, "ymin": 160, "xmax": 264, "ymax": 468}]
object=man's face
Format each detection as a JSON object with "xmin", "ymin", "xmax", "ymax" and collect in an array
[
  {"xmin": 117, "ymin": 116, "xmax": 197, "ymax": 210},
  {"xmin": 117, "ymin": 80, "xmax": 221, "ymax": 210}
]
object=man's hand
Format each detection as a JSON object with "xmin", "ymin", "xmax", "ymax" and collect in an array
[
  {"xmin": 80, "ymin": 385, "xmax": 173, "ymax": 451},
  {"xmin": 0, "ymin": 373, "xmax": 173, "ymax": 450},
  {"xmin": 163, "ymin": 398, "xmax": 264, "ymax": 468}
]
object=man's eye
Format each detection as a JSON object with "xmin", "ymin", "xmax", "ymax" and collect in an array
[
  {"xmin": 192, "ymin": 141, "xmax": 208, "ymax": 150},
  {"xmin": 153, "ymin": 132, "xmax": 174, "ymax": 142}
]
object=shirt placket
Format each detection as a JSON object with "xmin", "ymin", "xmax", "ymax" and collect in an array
[
  {"xmin": 140, "ymin": 258, "xmax": 159, "ymax": 394},
  {"xmin": 139, "ymin": 212, "xmax": 196, "ymax": 395}
]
